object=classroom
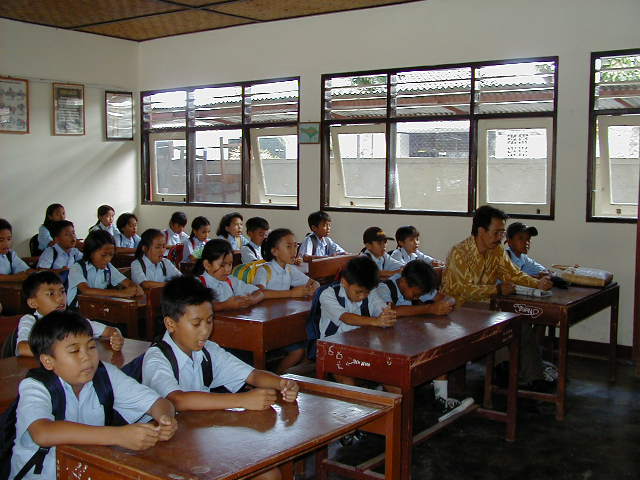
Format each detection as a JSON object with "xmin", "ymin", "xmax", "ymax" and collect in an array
[{"xmin": 0, "ymin": 0, "xmax": 639, "ymax": 479}]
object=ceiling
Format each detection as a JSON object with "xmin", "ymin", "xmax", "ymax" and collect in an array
[{"xmin": 0, "ymin": 0, "xmax": 423, "ymax": 42}]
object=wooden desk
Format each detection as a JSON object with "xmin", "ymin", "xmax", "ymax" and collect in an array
[
  {"xmin": 0, "ymin": 282, "xmax": 28, "ymax": 315},
  {"xmin": 306, "ymin": 254, "xmax": 358, "ymax": 284},
  {"xmin": 57, "ymin": 375, "xmax": 401, "ymax": 480},
  {"xmin": 0, "ymin": 338, "xmax": 149, "ymax": 412},
  {"xmin": 78, "ymin": 294, "xmax": 147, "ymax": 340},
  {"xmin": 0, "ymin": 315, "xmax": 20, "ymax": 346},
  {"xmin": 212, "ymin": 298, "xmax": 312, "ymax": 369},
  {"xmin": 144, "ymin": 286, "xmax": 164, "ymax": 341},
  {"xmin": 490, "ymin": 283, "xmax": 620, "ymax": 420},
  {"xmin": 316, "ymin": 308, "xmax": 521, "ymax": 480},
  {"xmin": 112, "ymin": 253, "xmax": 135, "ymax": 268}
]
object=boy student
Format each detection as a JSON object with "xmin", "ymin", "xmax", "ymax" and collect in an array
[
  {"xmin": 240, "ymin": 216, "xmax": 269, "ymax": 264},
  {"xmin": 36, "ymin": 220, "xmax": 83, "ymax": 270},
  {"xmin": 390, "ymin": 226, "xmax": 444, "ymax": 267},
  {"xmin": 141, "ymin": 276, "xmax": 297, "ymax": 480},
  {"xmin": 0, "ymin": 218, "xmax": 33, "ymax": 282},
  {"xmin": 361, "ymin": 227, "xmax": 404, "ymax": 280},
  {"xmin": 16, "ymin": 271, "xmax": 124, "ymax": 357},
  {"xmin": 11, "ymin": 310, "xmax": 177, "ymax": 480},
  {"xmin": 163, "ymin": 211, "xmax": 189, "ymax": 247},
  {"xmin": 298, "ymin": 211, "xmax": 346, "ymax": 261},
  {"xmin": 505, "ymin": 222, "xmax": 549, "ymax": 278}
]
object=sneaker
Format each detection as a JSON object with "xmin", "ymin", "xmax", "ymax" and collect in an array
[
  {"xmin": 435, "ymin": 396, "xmax": 475, "ymax": 422},
  {"xmin": 542, "ymin": 361, "xmax": 558, "ymax": 382}
]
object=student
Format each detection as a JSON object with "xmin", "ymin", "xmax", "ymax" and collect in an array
[
  {"xmin": 181, "ymin": 216, "xmax": 211, "ymax": 263},
  {"xmin": 390, "ymin": 225, "xmax": 444, "ymax": 267},
  {"xmin": 297, "ymin": 211, "xmax": 346, "ymax": 261},
  {"xmin": 67, "ymin": 230, "xmax": 143, "ymax": 307},
  {"xmin": 240, "ymin": 216, "xmax": 269, "ymax": 264},
  {"xmin": 37, "ymin": 220, "xmax": 83, "ymax": 270},
  {"xmin": 141, "ymin": 276, "xmax": 296, "ymax": 480},
  {"xmin": 16, "ymin": 271, "xmax": 123, "ymax": 357},
  {"xmin": 217, "ymin": 212, "xmax": 249, "ymax": 250},
  {"xmin": 89, "ymin": 204, "xmax": 119, "ymax": 236},
  {"xmin": 163, "ymin": 211, "xmax": 189, "ymax": 247},
  {"xmin": 11, "ymin": 310, "xmax": 177, "ymax": 480},
  {"xmin": 37, "ymin": 203, "xmax": 65, "ymax": 252},
  {"xmin": 131, "ymin": 229, "xmax": 182, "ymax": 288},
  {"xmin": 505, "ymin": 222, "xmax": 549, "ymax": 278},
  {"xmin": 0, "ymin": 218, "xmax": 33, "ymax": 282},
  {"xmin": 360, "ymin": 227, "xmax": 404, "ymax": 280},
  {"xmin": 114, "ymin": 213, "xmax": 141, "ymax": 252}
]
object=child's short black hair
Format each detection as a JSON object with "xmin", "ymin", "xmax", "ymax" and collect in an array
[
  {"xmin": 246, "ymin": 217, "xmax": 269, "ymax": 232},
  {"xmin": 401, "ymin": 260, "xmax": 437, "ymax": 293},
  {"xmin": 22, "ymin": 271, "xmax": 64, "ymax": 299},
  {"xmin": 161, "ymin": 276, "xmax": 217, "ymax": 321},
  {"xmin": 308, "ymin": 211, "xmax": 331, "ymax": 229},
  {"xmin": 193, "ymin": 239, "xmax": 233, "ymax": 276},
  {"xmin": 341, "ymin": 256, "xmax": 379, "ymax": 291},
  {"xmin": 50, "ymin": 220, "xmax": 74, "ymax": 239},
  {"xmin": 83, "ymin": 230, "xmax": 115, "ymax": 264},
  {"xmin": 169, "ymin": 211, "xmax": 188, "ymax": 227},
  {"xmin": 217, "ymin": 212, "xmax": 243, "ymax": 237},
  {"xmin": 0, "ymin": 219, "xmax": 12, "ymax": 232},
  {"xmin": 261, "ymin": 228, "xmax": 293, "ymax": 261},
  {"xmin": 29, "ymin": 310, "xmax": 93, "ymax": 358},
  {"xmin": 472, "ymin": 205, "xmax": 508, "ymax": 236},
  {"xmin": 116, "ymin": 213, "xmax": 137, "ymax": 232},
  {"xmin": 189, "ymin": 216, "xmax": 211, "ymax": 239},
  {"xmin": 395, "ymin": 226, "xmax": 419, "ymax": 243}
]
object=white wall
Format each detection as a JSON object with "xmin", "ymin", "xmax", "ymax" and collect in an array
[{"xmin": 0, "ymin": 19, "xmax": 139, "ymax": 253}]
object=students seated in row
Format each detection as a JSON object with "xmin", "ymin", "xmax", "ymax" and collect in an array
[
  {"xmin": 16, "ymin": 271, "xmax": 123, "ymax": 357},
  {"xmin": 217, "ymin": 212, "xmax": 249, "ymax": 250},
  {"xmin": 297, "ymin": 211, "xmax": 346, "ymax": 261},
  {"xmin": 37, "ymin": 203, "xmax": 65, "ymax": 253},
  {"xmin": 11, "ymin": 311, "xmax": 177, "ymax": 480},
  {"xmin": 181, "ymin": 216, "xmax": 211, "ymax": 264},
  {"xmin": 67, "ymin": 230, "xmax": 143, "ymax": 307},
  {"xmin": 131, "ymin": 229, "xmax": 182, "ymax": 288},
  {"xmin": 88, "ymin": 204, "xmax": 119, "ymax": 236},
  {"xmin": 390, "ymin": 225, "xmax": 444, "ymax": 267},
  {"xmin": 240, "ymin": 216, "xmax": 269, "ymax": 264},
  {"xmin": 114, "ymin": 213, "xmax": 141, "ymax": 253},
  {"xmin": 163, "ymin": 211, "xmax": 189, "ymax": 247},
  {"xmin": 361, "ymin": 227, "xmax": 404, "ymax": 280},
  {"xmin": 505, "ymin": 222, "xmax": 549, "ymax": 278},
  {"xmin": 0, "ymin": 218, "xmax": 33, "ymax": 282},
  {"xmin": 141, "ymin": 276, "xmax": 297, "ymax": 480},
  {"xmin": 37, "ymin": 220, "xmax": 83, "ymax": 270}
]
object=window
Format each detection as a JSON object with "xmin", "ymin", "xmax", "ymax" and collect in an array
[
  {"xmin": 142, "ymin": 78, "xmax": 299, "ymax": 207},
  {"xmin": 322, "ymin": 58, "xmax": 558, "ymax": 217},
  {"xmin": 588, "ymin": 50, "xmax": 640, "ymax": 221}
]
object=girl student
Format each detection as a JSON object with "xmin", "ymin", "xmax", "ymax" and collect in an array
[
  {"xmin": 131, "ymin": 229, "xmax": 182, "ymax": 288},
  {"xmin": 163, "ymin": 211, "xmax": 189, "ymax": 247},
  {"xmin": 66, "ymin": 229, "xmax": 143, "ymax": 307},
  {"xmin": 217, "ymin": 212, "xmax": 248, "ymax": 250},
  {"xmin": 114, "ymin": 212, "xmax": 141, "ymax": 253},
  {"xmin": 89, "ymin": 204, "xmax": 119, "ymax": 237},
  {"xmin": 181, "ymin": 216, "xmax": 211, "ymax": 263},
  {"xmin": 37, "ymin": 203, "xmax": 65, "ymax": 252}
]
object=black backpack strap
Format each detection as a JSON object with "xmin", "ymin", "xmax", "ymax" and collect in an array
[
  {"xmin": 361, "ymin": 297, "xmax": 370, "ymax": 317},
  {"xmin": 91, "ymin": 362, "xmax": 115, "ymax": 426},
  {"xmin": 69, "ymin": 261, "xmax": 88, "ymax": 308},
  {"xmin": 138, "ymin": 258, "xmax": 146, "ymax": 276},
  {"xmin": 201, "ymin": 348, "xmax": 213, "ymax": 389},
  {"xmin": 383, "ymin": 279, "xmax": 399, "ymax": 304},
  {"xmin": 7, "ymin": 251, "xmax": 14, "ymax": 274},
  {"xmin": 310, "ymin": 234, "xmax": 319, "ymax": 256},
  {"xmin": 156, "ymin": 341, "xmax": 179, "ymax": 383},
  {"xmin": 50, "ymin": 247, "xmax": 58, "ymax": 269},
  {"xmin": 324, "ymin": 285, "xmax": 345, "ymax": 337},
  {"xmin": 247, "ymin": 244, "xmax": 257, "ymax": 257},
  {"xmin": 160, "ymin": 259, "xmax": 167, "ymax": 277}
]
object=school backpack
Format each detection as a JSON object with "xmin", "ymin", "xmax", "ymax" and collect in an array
[
  {"xmin": 28, "ymin": 235, "xmax": 42, "ymax": 257},
  {"xmin": 231, "ymin": 260, "xmax": 271, "ymax": 285},
  {"xmin": 137, "ymin": 257, "xmax": 167, "ymax": 278},
  {"xmin": 0, "ymin": 362, "xmax": 125, "ymax": 480},
  {"xmin": 302, "ymin": 233, "xmax": 320, "ymax": 256},
  {"xmin": 166, "ymin": 244, "xmax": 184, "ymax": 267},
  {"xmin": 305, "ymin": 282, "xmax": 370, "ymax": 360}
]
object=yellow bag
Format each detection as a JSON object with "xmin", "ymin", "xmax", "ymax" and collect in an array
[
  {"xmin": 551, "ymin": 265, "xmax": 613, "ymax": 287},
  {"xmin": 231, "ymin": 260, "xmax": 272, "ymax": 284}
]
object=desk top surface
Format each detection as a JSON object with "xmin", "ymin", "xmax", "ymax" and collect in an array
[
  {"xmin": 493, "ymin": 283, "xmax": 618, "ymax": 307},
  {"xmin": 78, "ymin": 293, "xmax": 148, "ymax": 308},
  {"xmin": 216, "ymin": 297, "xmax": 312, "ymax": 323}
]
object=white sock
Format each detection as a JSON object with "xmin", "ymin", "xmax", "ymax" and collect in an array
[{"xmin": 433, "ymin": 380, "xmax": 448, "ymax": 400}]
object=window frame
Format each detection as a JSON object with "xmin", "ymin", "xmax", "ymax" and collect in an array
[
  {"xmin": 320, "ymin": 57, "xmax": 559, "ymax": 219},
  {"xmin": 141, "ymin": 76, "xmax": 300, "ymax": 210},
  {"xmin": 587, "ymin": 48, "xmax": 640, "ymax": 223}
]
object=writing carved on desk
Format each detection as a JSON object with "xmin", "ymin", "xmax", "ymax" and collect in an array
[{"xmin": 513, "ymin": 303, "xmax": 543, "ymax": 319}]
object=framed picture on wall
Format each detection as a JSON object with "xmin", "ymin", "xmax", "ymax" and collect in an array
[
  {"xmin": 53, "ymin": 83, "xmax": 85, "ymax": 135},
  {"xmin": 299, "ymin": 122, "xmax": 320, "ymax": 144},
  {"xmin": 105, "ymin": 91, "xmax": 134, "ymax": 140},
  {"xmin": 0, "ymin": 76, "xmax": 29, "ymax": 134}
]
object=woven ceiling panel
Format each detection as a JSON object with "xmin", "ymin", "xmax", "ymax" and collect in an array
[
  {"xmin": 78, "ymin": 10, "xmax": 251, "ymax": 41},
  {"xmin": 0, "ymin": 0, "xmax": 177, "ymax": 28}
]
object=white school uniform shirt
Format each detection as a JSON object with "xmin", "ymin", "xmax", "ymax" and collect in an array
[
  {"xmin": 131, "ymin": 255, "xmax": 181, "ymax": 284},
  {"xmin": 114, "ymin": 232, "xmax": 141, "ymax": 249},
  {"xmin": 11, "ymin": 362, "xmax": 159, "ymax": 480},
  {"xmin": 89, "ymin": 223, "xmax": 119, "ymax": 237},
  {"xmin": 319, "ymin": 285, "xmax": 386, "ymax": 338},
  {"xmin": 298, "ymin": 234, "xmax": 346, "ymax": 257},
  {"xmin": 142, "ymin": 331, "xmax": 254, "ymax": 397},
  {"xmin": 66, "ymin": 262, "xmax": 127, "ymax": 306},
  {"xmin": 37, "ymin": 225, "xmax": 53, "ymax": 252},
  {"xmin": 218, "ymin": 233, "xmax": 249, "ymax": 251},
  {"xmin": 505, "ymin": 247, "xmax": 547, "ymax": 277},
  {"xmin": 240, "ymin": 241, "xmax": 262, "ymax": 264},
  {"xmin": 0, "ymin": 251, "xmax": 29, "ymax": 275},
  {"xmin": 181, "ymin": 237, "xmax": 208, "ymax": 263},
  {"xmin": 375, "ymin": 273, "xmax": 437, "ymax": 306},
  {"xmin": 163, "ymin": 228, "xmax": 189, "ymax": 247},
  {"xmin": 36, "ymin": 244, "xmax": 83, "ymax": 269},
  {"xmin": 389, "ymin": 247, "xmax": 436, "ymax": 266},
  {"xmin": 199, "ymin": 271, "xmax": 258, "ymax": 302},
  {"xmin": 361, "ymin": 249, "xmax": 404, "ymax": 272},
  {"xmin": 16, "ymin": 311, "xmax": 108, "ymax": 356},
  {"xmin": 253, "ymin": 260, "xmax": 310, "ymax": 290}
]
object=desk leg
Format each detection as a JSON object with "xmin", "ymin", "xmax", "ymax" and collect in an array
[
  {"xmin": 400, "ymin": 386, "xmax": 414, "ymax": 480},
  {"xmin": 253, "ymin": 349, "xmax": 266, "ymax": 370},
  {"xmin": 609, "ymin": 289, "xmax": 619, "ymax": 383},
  {"xmin": 384, "ymin": 398, "xmax": 402, "ymax": 480},
  {"xmin": 506, "ymin": 321, "xmax": 520, "ymax": 442},
  {"xmin": 483, "ymin": 353, "xmax": 495, "ymax": 409},
  {"xmin": 128, "ymin": 313, "xmax": 139, "ymax": 340},
  {"xmin": 557, "ymin": 316, "xmax": 569, "ymax": 421}
]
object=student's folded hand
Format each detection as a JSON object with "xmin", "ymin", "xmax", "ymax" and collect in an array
[
  {"xmin": 430, "ymin": 299, "xmax": 454, "ymax": 316},
  {"xmin": 109, "ymin": 329, "xmax": 124, "ymax": 351},
  {"xmin": 121, "ymin": 286, "xmax": 139, "ymax": 298},
  {"xmin": 229, "ymin": 295, "xmax": 252, "ymax": 309},
  {"xmin": 293, "ymin": 256, "xmax": 303, "ymax": 265},
  {"xmin": 249, "ymin": 290, "xmax": 265, "ymax": 304},
  {"xmin": 118, "ymin": 423, "xmax": 160, "ymax": 450},
  {"xmin": 289, "ymin": 285, "xmax": 309, "ymax": 298},
  {"xmin": 537, "ymin": 276, "xmax": 553, "ymax": 291},
  {"xmin": 156, "ymin": 415, "xmax": 178, "ymax": 441},
  {"xmin": 279, "ymin": 379, "xmax": 299, "ymax": 402},
  {"xmin": 304, "ymin": 279, "xmax": 320, "ymax": 295},
  {"xmin": 242, "ymin": 388, "xmax": 278, "ymax": 410},
  {"xmin": 375, "ymin": 308, "xmax": 397, "ymax": 328}
]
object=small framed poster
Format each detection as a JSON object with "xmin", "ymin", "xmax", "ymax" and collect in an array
[
  {"xmin": 53, "ymin": 83, "xmax": 85, "ymax": 135},
  {"xmin": 0, "ymin": 76, "xmax": 29, "ymax": 134},
  {"xmin": 298, "ymin": 122, "xmax": 320, "ymax": 144},
  {"xmin": 105, "ymin": 91, "xmax": 134, "ymax": 140}
]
